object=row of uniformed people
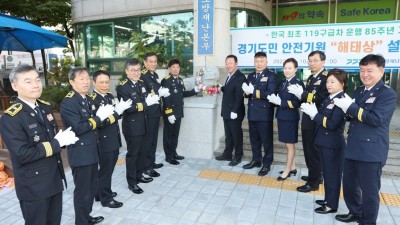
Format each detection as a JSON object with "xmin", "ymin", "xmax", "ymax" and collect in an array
[{"xmin": 269, "ymin": 53, "xmax": 397, "ymax": 225}]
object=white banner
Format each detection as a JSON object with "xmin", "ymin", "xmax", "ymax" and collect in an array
[{"xmin": 231, "ymin": 21, "xmax": 400, "ymax": 69}]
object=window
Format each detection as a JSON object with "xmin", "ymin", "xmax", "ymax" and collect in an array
[{"xmin": 86, "ymin": 23, "xmax": 114, "ymax": 59}]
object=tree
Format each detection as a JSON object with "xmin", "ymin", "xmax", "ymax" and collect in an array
[{"xmin": 0, "ymin": 0, "xmax": 74, "ymax": 55}]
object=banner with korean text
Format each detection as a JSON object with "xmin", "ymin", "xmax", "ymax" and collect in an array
[{"xmin": 231, "ymin": 21, "xmax": 400, "ymax": 69}]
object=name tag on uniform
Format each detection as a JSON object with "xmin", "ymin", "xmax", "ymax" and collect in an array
[
  {"xmin": 28, "ymin": 123, "xmax": 37, "ymax": 129},
  {"xmin": 314, "ymin": 80, "xmax": 321, "ymax": 85},
  {"xmin": 327, "ymin": 103, "xmax": 335, "ymax": 109},
  {"xmin": 142, "ymin": 87, "xmax": 147, "ymax": 93},
  {"xmin": 260, "ymin": 77, "xmax": 268, "ymax": 82},
  {"xmin": 366, "ymin": 97, "xmax": 376, "ymax": 103},
  {"xmin": 92, "ymin": 105, "xmax": 96, "ymax": 111}
]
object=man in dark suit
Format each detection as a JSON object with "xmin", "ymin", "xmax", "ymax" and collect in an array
[
  {"xmin": 161, "ymin": 59, "xmax": 200, "ymax": 165},
  {"xmin": 334, "ymin": 54, "xmax": 397, "ymax": 224},
  {"xmin": 140, "ymin": 52, "xmax": 170, "ymax": 173},
  {"xmin": 60, "ymin": 67, "xmax": 114, "ymax": 225},
  {"xmin": 242, "ymin": 52, "xmax": 277, "ymax": 176},
  {"xmin": 288, "ymin": 50, "xmax": 329, "ymax": 192},
  {"xmin": 0, "ymin": 65, "xmax": 78, "ymax": 225},
  {"xmin": 91, "ymin": 70, "xmax": 131, "ymax": 208},
  {"xmin": 117, "ymin": 58, "xmax": 160, "ymax": 194},
  {"xmin": 215, "ymin": 55, "xmax": 246, "ymax": 166}
]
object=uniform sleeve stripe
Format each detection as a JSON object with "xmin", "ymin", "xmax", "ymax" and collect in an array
[
  {"xmin": 108, "ymin": 115, "xmax": 116, "ymax": 124},
  {"xmin": 307, "ymin": 93, "xmax": 314, "ymax": 103},
  {"xmin": 89, "ymin": 118, "xmax": 97, "ymax": 130},
  {"xmin": 137, "ymin": 103, "xmax": 143, "ymax": 112},
  {"xmin": 256, "ymin": 90, "xmax": 260, "ymax": 99},
  {"xmin": 358, "ymin": 108, "xmax": 364, "ymax": 122},
  {"xmin": 323, "ymin": 117, "xmax": 327, "ymax": 128},
  {"xmin": 287, "ymin": 101, "xmax": 294, "ymax": 109},
  {"xmin": 165, "ymin": 108, "xmax": 173, "ymax": 114},
  {"xmin": 43, "ymin": 142, "xmax": 53, "ymax": 157}
]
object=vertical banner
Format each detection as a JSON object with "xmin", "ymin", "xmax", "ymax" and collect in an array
[{"xmin": 198, "ymin": 0, "xmax": 214, "ymax": 55}]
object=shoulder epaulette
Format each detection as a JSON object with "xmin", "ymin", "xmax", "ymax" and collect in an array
[
  {"xmin": 322, "ymin": 71, "xmax": 328, "ymax": 76},
  {"xmin": 119, "ymin": 79, "xmax": 128, "ymax": 86},
  {"xmin": 138, "ymin": 79, "xmax": 144, "ymax": 82},
  {"xmin": 4, "ymin": 103, "xmax": 23, "ymax": 116},
  {"xmin": 65, "ymin": 91, "xmax": 75, "ymax": 98},
  {"xmin": 164, "ymin": 75, "xmax": 171, "ymax": 79},
  {"xmin": 37, "ymin": 99, "xmax": 50, "ymax": 105},
  {"xmin": 89, "ymin": 93, "xmax": 97, "ymax": 100},
  {"xmin": 107, "ymin": 91, "xmax": 112, "ymax": 94},
  {"xmin": 141, "ymin": 69, "xmax": 148, "ymax": 74}
]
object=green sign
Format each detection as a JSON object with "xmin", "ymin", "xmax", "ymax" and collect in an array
[{"xmin": 273, "ymin": 0, "xmax": 397, "ymax": 26}]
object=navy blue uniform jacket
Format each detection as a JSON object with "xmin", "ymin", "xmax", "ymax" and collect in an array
[
  {"xmin": 245, "ymin": 68, "xmax": 277, "ymax": 121},
  {"xmin": 313, "ymin": 92, "xmax": 346, "ymax": 149},
  {"xmin": 60, "ymin": 90, "xmax": 101, "ymax": 167},
  {"xmin": 0, "ymin": 99, "xmax": 65, "ymax": 201},
  {"xmin": 90, "ymin": 92, "xmax": 122, "ymax": 152},
  {"xmin": 345, "ymin": 80, "xmax": 397, "ymax": 164},
  {"xmin": 276, "ymin": 77, "xmax": 304, "ymax": 121}
]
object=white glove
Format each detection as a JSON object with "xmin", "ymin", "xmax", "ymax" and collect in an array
[
  {"xmin": 288, "ymin": 84, "xmax": 304, "ymax": 99},
  {"xmin": 54, "ymin": 127, "xmax": 79, "ymax": 147},
  {"xmin": 168, "ymin": 115, "xmax": 176, "ymax": 124},
  {"xmin": 333, "ymin": 93, "xmax": 353, "ymax": 113},
  {"xmin": 114, "ymin": 98, "xmax": 132, "ymax": 115},
  {"xmin": 96, "ymin": 104, "xmax": 115, "ymax": 121},
  {"xmin": 145, "ymin": 94, "xmax": 160, "ymax": 106},
  {"xmin": 242, "ymin": 83, "xmax": 252, "ymax": 95},
  {"xmin": 300, "ymin": 103, "xmax": 318, "ymax": 119},
  {"xmin": 230, "ymin": 112, "xmax": 237, "ymax": 119},
  {"xmin": 195, "ymin": 84, "xmax": 203, "ymax": 93},
  {"xmin": 247, "ymin": 83, "xmax": 255, "ymax": 94},
  {"xmin": 158, "ymin": 87, "xmax": 170, "ymax": 97},
  {"xmin": 267, "ymin": 94, "xmax": 282, "ymax": 106}
]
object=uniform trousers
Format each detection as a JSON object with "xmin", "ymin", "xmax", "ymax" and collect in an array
[
  {"xmin": 125, "ymin": 135, "xmax": 145, "ymax": 187},
  {"xmin": 144, "ymin": 117, "xmax": 160, "ymax": 169},
  {"xmin": 343, "ymin": 159, "xmax": 382, "ymax": 225},
  {"xmin": 302, "ymin": 129, "xmax": 321, "ymax": 187},
  {"xmin": 317, "ymin": 145, "xmax": 344, "ymax": 209},
  {"xmin": 163, "ymin": 117, "xmax": 182, "ymax": 160},
  {"xmin": 222, "ymin": 119, "xmax": 243, "ymax": 159},
  {"xmin": 96, "ymin": 149, "xmax": 119, "ymax": 205},
  {"xmin": 71, "ymin": 163, "xmax": 98, "ymax": 225},
  {"xmin": 249, "ymin": 121, "xmax": 273, "ymax": 166},
  {"xmin": 19, "ymin": 192, "xmax": 62, "ymax": 225}
]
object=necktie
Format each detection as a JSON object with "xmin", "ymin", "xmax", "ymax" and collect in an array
[
  {"xmin": 35, "ymin": 106, "xmax": 44, "ymax": 122},
  {"xmin": 225, "ymin": 75, "xmax": 231, "ymax": 85},
  {"xmin": 256, "ymin": 72, "xmax": 260, "ymax": 79},
  {"xmin": 283, "ymin": 80, "xmax": 288, "ymax": 89},
  {"xmin": 363, "ymin": 89, "xmax": 369, "ymax": 96}
]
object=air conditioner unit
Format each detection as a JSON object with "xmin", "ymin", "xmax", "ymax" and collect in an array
[{"xmin": 4, "ymin": 55, "xmax": 18, "ymax": 70}]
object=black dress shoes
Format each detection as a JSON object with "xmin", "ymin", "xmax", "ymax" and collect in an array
[
  {"xmin": 137, "ymin": 175, "xmax": 153, "ymax": 183},
  {"xmin": 166, "ymin": 158, "xmax": 180, "ymax": 165},
  {"xmin": 95, "ymin": 192, "xmax": 117, "ymax": 202},
  {"xmin": 128, "ymin": 184, "xmax": 143, "ymax": 194},
  {"xmin": 144, "ymin": 168, "xmax": 160, "ymax": 177},
  {"xmin": 102, "ymin": 199, "xmax": 123, "ymax": 208},
  {"xmin": 315, "ymin": 200, "xmax": 326, "ymax": 206},
  {"xmin": 296, "ymin": 184, "xmax": 319, "ymax": 192},
  {"xmin": 174, "ymin": 154, "xmax": 185, "ymax": 160},
  {"xmin": 153, "ymin": 162, "xmax": 164, "ymax": 169},
  {"xmin": 242, "ymin": 160, "xmax": 261, "ymax": 169},
  {"xmin": 315, "ymin": 206, "xmax": 337, "ymax": 214},
  {"xmin": 215, "ymin": 155, "xmax": 232, "ymax": 161},
  {"xmin": 279, "ymin": 169, "xmax": 297, "ymax": 176},
  {"xmin": 89, "ymin": 216, "xmax": 104, "ymax": 224},
  {"xmin": 228, "ymin": 158, "xmax": 241, "ymax": 166},
  {"xmin": 258, "ymin": 166, "xmax": 270, "ymax": 176},
  {"xmin": 335, "ymin": 213, "xmax": 361, "ymax": 223}
]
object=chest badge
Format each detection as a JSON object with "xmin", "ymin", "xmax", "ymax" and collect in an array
[
  {"xmin": 34, "ymin": 135, "xmax": 40, "ymax": 142},
  {"xmin": 47, "ymin": 114, "xmax": 54, "ymax": 121}
]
